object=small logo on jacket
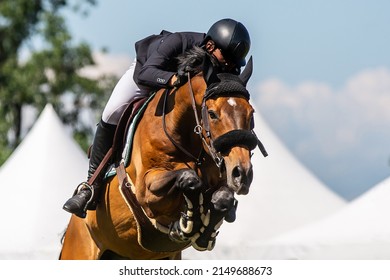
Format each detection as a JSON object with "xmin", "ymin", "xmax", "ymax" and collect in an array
[{"xmin": 157, "ymin": 78, "xmax": 166, "ymax": 84}]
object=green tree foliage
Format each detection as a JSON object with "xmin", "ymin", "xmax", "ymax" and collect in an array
[{"xmin": 0, "ymin": 0, "xmax": 116, "ymax": 164}]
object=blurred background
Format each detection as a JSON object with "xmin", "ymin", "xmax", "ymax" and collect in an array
[{"xmin": 1, "ymin": 0, "xmax": 390, "ymax": 259}]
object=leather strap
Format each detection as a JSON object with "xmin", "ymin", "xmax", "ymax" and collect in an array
[
  {"xmin": 162, "ymin": 87, "xmax": 202, "ymax": 164},
  {"xmin": 87, "ymin": 147, "xmax": 113, "ymax": 186}
]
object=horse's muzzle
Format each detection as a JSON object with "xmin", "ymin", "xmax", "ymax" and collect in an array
[{"xmin": 232, "ymin": 164, "xmax": 253, "ymax": 195}]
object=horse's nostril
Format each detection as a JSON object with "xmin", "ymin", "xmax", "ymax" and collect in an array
[
  {"xmin": 232, "ymin": 166, "xmax": 244, "ymax": 179},
  {"xmin": 232, "ymin": 165, "xmax": 253, "ymax": 184}
]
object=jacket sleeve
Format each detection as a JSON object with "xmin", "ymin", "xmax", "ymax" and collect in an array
[{"xmin": 136, "ymin": 33, "xmax": 183, "ymax": 88}]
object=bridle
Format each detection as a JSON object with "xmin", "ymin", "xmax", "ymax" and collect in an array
[{"xmin": 162, "ymin": 72, "xmax": 268, "ymax": 172}]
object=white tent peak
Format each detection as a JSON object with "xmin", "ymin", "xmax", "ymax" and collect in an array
[{"xmin": 0, "ymin": 104, "xmax": 88, "ymax": 259}]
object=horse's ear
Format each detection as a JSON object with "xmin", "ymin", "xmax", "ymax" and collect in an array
[
  {"xmin": 203, "ymin": 55, "xmax": 219, "ymax": 86},
  {"xmin": 239, "ymin": 56, "xmax": 253, "ymax": 86}
]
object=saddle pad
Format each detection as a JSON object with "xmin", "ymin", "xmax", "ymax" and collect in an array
[{"xmin": 105, "ymin": 93, "xmax": 156, "ymax": 179}]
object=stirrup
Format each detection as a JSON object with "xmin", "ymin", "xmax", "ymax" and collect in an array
[{"xmin": 76, "ymin": 182, "xmax": 95, "ymax": 213}]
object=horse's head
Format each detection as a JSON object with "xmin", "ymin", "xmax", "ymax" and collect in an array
[
  {"xmin": 176, "ymin": 48, "xmax": 266, "ymax": 195},
  {"xmin": 201, "ymin": 57, "xmax": 258, "ymax": 195}
]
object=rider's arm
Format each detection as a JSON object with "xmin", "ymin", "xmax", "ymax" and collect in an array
[{"xmin": 136, "ymin": 33, "xmax": 183, "ymax": 89}]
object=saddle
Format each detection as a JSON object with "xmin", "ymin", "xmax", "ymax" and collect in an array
[
  {"xmin": 112, "ymin": 96, "xmax": 150, "ymax": 165},
  {"xmin": 86, "ymin": 96, "xmax": 149, "ymax": 187}
]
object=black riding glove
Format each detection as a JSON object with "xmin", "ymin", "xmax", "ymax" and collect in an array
[{"xmin": 172, "ymin": 70, "xmax": 188, "ymax": 88}]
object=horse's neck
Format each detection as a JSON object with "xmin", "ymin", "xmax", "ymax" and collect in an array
[
  {"xmin": 165, "ymin": 77, "xmax": 222, "ymax": 185},
  {"xmin": 162, "ymin": 77, "xmax": 206, "ymax": 154},
  {"xmin": 171, "ymin": 77, "xmax": 205, "ymax": 131}
]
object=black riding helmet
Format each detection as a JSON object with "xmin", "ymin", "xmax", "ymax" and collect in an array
[{"xmin": 204, "ymin": 18, "xmax": 251, "ymax": 67}]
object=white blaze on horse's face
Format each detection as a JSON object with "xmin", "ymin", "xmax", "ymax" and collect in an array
[{"xmin": 227, "ymin": 98, "xmax": 237, "ymax": 107}]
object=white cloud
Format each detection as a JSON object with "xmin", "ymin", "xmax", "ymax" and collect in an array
[
  {"xmin": 79, "ymin": 51, "xmax": 133, "ymax": 79},
  {"xmin": 255, "ymin": 67, "xmax": 390, "ymax": 199},
  {"xmin": 343, "ymin": 68, "xmax": 390, "ymax": 122},
  {"xmin": 257, "ymin": 67, "xmax": 390, "ymax": 154}
]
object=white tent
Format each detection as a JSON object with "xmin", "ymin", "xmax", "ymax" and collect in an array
[
  {"xmin": 246, "ymin": 176, "xmax": 390, "ymax": 259},
  {"xmin": 184, "ymin": 106, "xmax": 346, "ymax": 259},
  {"xmin": 0, "ymin": 104, "xmax": 88, "ymax": 259}
]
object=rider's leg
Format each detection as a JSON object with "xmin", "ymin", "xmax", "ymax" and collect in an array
[
  {"xmin": 62, "ymin": 119, "xmax": 116, "ymax": 218},
  {"xmin": 101, "ymin": 59, "xmax": 146, "ymax": 126},
  {"xmin": 63, "ymin": 59, "xmax": 144, "ymax": 218}
]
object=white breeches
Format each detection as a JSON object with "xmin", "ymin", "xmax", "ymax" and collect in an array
[{"xmin": 102, "ymin": 60, "xmax": 149, "ymax": 125}]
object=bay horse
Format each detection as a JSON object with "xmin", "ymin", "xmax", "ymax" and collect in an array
[{"xmin": 60, "ymin": 48, "xmax": 265, "ymax": 259}]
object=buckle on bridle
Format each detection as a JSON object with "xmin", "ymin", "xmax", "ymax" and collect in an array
[
  {"xmin": 194, "ymin": 125, "xmax": 202, "ymax": 135},
  {"xmin": 215, "ymin": 152, "xmax": 224, "ymax": 168}
]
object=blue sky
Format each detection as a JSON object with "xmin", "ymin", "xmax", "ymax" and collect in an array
[{"xmin": 64, "ymin": 0, "xmax": 390, "ymax": 200}]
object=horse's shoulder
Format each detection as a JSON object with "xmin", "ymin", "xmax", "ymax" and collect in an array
[{"xmin": 190, "ymin": 73, "xmax": 206, "ymax": 88}]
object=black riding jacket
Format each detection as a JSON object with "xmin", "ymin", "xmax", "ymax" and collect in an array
[{"xmin": 133, "ymin": 30, "xmax": 205, "ymax": 92}]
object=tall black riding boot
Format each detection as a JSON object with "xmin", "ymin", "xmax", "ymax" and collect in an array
[{"xmin": 63, "ymin": 120, "xmax": 117, "ymax": 218}]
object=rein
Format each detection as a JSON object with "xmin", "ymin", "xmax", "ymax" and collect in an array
[
  {"xmin": 162, "ymin": 86, "xmax": 204, "ymax": 166},
  {"xmin": 188, "ymin": 73, "xmax": 225, "ymax": 171}
]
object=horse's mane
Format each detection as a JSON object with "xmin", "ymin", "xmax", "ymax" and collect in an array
[{"xmin": 176, "ymin": 46, "xmax": 220, "ymax": 76}]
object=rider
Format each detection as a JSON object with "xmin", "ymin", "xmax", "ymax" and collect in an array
[{"xmin": 63, "ymin": 18, "xmax": 251, "ymax": 218}]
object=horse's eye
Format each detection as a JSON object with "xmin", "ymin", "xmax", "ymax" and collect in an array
[{"xmin": 208, "ymin": 110, "xmax": 218, "ymax": 120}]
